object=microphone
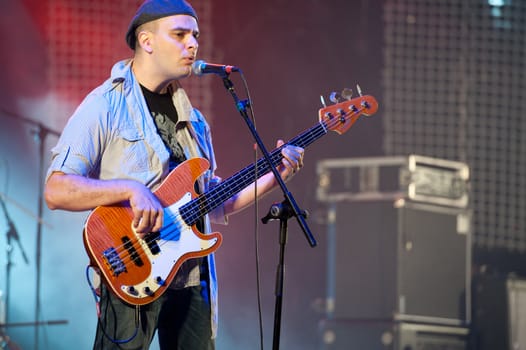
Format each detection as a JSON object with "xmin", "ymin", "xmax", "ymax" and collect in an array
[{"xmin": 192, "ymin": 60, "xmax": 239, "ymax": 77}]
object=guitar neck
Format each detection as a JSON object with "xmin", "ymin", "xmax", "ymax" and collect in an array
[{"xmin": 180, "ymin": 121, "xmax": 328, "ymax": 225}]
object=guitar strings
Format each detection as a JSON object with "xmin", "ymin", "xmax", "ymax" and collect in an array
[
  {"xmin": 102, "ymin": 105, "xmax": 364, "ymax": 272},
  {"xmin": 102, "ymin": 104, "xmax": 367, "ymax": 279}
]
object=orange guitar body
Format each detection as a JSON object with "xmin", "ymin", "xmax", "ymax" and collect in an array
[{"xmin": 83, "ymin": 157, "xmax": 222, "ymax": 305}]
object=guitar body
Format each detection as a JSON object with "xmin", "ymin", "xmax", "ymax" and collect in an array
[{"xmin": 83, "ymin": 157, "xmax": 222, "ymax": 305}]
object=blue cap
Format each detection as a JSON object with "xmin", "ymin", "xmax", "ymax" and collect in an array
[{"xmin": 126, "ymin": 0, "xmax": 197, "ymax": 49}]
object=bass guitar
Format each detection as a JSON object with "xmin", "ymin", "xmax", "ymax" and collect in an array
[{"xmin": 83, "ymin": 93, "xmax": 378, "ymax": 305}]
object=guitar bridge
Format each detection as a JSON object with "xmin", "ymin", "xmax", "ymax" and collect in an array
[{"xmin": 103, "ymin": 247, "xmax": 127, "ymax": 276}]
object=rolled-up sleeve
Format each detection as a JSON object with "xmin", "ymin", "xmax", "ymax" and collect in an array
[{"xmin": 45, "ymin": 93, "xmax": 107, "ymax": 182}]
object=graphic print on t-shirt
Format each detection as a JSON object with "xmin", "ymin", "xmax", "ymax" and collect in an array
[{"xmin": 152, "ymin": 112, "xmax": 186, "ymax": 168}]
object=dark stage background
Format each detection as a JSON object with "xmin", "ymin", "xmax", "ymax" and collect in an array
[{"xmin": 1, "ymin": 1, "xmax": 525, "ymax": 349}]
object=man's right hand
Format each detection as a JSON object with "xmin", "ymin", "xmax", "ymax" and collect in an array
[
  {"xmin": 45, "ymin": 172, "xmax": 164, "ymax": 237},
  {"xmin": 127, "ymin": 181, "xmax": 164, "ymax": 236}
]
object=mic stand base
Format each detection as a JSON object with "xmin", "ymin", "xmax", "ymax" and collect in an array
[{"xmin": 0, "ymin": 320, "xmax": 68, "ymax": 328}]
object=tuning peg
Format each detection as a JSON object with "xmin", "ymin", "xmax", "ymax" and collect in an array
[
  {"xmin": 320, "ymin": 95, "xmax": 327, "ymax": 108},
  {"xmin": 329, "ymin": 91, "xmax": 344, "ymax": 104},
  {"xmin": 356, "ymin": 84, "xmax": 363, "ymax": 97},
  {"xmin": 341, "ymin": 88, "xmax": 353, "ymax": 100}
]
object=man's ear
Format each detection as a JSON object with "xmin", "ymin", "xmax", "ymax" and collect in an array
[{"xmin": 137, "ymin": 30, "xmax": 154, "ymax": 53}]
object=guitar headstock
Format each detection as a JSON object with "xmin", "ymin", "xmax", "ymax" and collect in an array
[{"xmin": 318, "ymin": 87, "xmax": 378, "ymax": 135}]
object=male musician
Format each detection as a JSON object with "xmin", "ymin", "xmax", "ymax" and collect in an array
[{"xmin": 44, "ymin": 0, "xmax": 304, "ymax": 349}]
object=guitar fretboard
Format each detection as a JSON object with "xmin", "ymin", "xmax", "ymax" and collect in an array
[{"xmin": 179, "ymin": 121, "xmax": 328, "ymax": 225}]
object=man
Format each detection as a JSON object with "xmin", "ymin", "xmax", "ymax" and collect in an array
[{"xmin": 44, "ymin": 0, "xmax": 304, "ymax": 349}]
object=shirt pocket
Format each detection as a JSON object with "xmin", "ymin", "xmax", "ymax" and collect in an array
[
  {"xmin": 108, "ymin": 127, "xmax": 151, "ymax": 177},
  {"xmin": 118, "ymin": 127, "xmax": 143, "ymax": 142}
]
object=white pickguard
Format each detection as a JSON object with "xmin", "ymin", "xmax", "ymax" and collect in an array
[{"xmin": 121, "ymin": 192, "xmax": 218, "ymax": 299}]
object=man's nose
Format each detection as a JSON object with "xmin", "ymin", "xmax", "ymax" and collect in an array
[{"xmin": 187, "ymin": 36, "xmax": 198, "ymax": 51}]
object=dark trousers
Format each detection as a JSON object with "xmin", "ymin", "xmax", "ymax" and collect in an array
[{"xmin": 93, "ymin": 282, "xmax": 214, "ymax": 350}]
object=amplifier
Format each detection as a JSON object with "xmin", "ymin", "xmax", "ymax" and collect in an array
[
  {"xmin": 319, "ymin": 319, "xmax": 469, "ymax": 350},
  {"xmin": 472, "ymin": 274, "xmax": 526, "ymax": 350},
  {"xmin": 325, "ymin": 199, "xmax": 471, "ymax": 325},
  {"xmin": 317, "ymin": 155, "xmax": 469, "ymax": 208}
]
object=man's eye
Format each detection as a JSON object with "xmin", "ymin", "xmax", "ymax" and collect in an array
[{"xmin": 172, "ymin": 32, "xmax": 186, "ymax": 39}]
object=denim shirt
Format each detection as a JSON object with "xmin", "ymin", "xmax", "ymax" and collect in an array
[{"xmin": 46, "ymin": 59, "xmax": 225, "ymax": 337}]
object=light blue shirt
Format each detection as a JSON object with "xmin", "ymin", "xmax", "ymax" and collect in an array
[{"xmin": 47, "ymin": 59, "xmax": 225, "ymax": 337}]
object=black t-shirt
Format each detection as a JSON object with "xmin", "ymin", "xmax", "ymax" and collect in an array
[{"xmin": 140, "ymin": 85, "xmax": 186, "ymax": 171}]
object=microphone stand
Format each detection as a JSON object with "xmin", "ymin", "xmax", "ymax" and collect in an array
[
  {"xmin": 33, "ymin": 122, "xmax": 61, "ymax": 350},
  {"xmin": 1, "ymin": 109, "xmax": 62, "ymax": 350},
  {"xmin": 261, "ymin": 201, "xmax": 308, "ymax": 350},
  {"xmin": 0, "ymin": 194, "xmax": 30, "ymax": 325},
  {"xmin": 220, "ymin": 74, "xmax": 316, "ymax": 350}
]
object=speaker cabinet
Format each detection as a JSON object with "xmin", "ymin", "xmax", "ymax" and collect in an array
[
  {"xmin": 327, "ymin": 199, "xmax": 471, "ymax": 325},
  {"xmin": 319, "ymin": 319, "xmax": 393, "ymax": 350},
  {"xmin": 319, "ymin": 319, "xmax": 469, "ymax": 350},
  {"xmin": 472, "ymin": 274, "xmax": 526, "ymax": 350}
]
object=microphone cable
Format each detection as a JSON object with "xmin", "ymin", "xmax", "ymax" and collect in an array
[{"xmin": 234, "ymin": 69, "xmax": 266, "ymax": 350}]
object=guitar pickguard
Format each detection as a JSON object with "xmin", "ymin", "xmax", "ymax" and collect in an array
[{"xmin": 119, "ymin": 192, "xmax": 219, "ymax": 300}]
